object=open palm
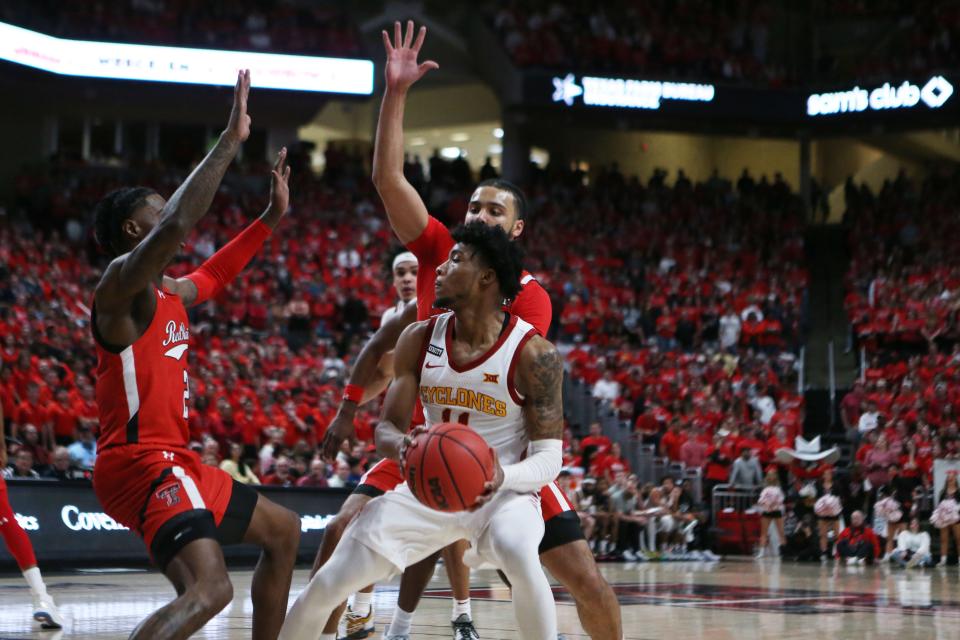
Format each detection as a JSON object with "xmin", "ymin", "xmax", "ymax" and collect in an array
[{"xmin": 382, "ymin": 20, "xmax": 438, "ymax": 92}]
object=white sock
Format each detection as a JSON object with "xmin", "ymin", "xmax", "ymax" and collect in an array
[
  {"xmin": 452, "ymin": 598, "xmax": 471, "ymax": 621},
  {"xmin": 23, "ymin": 567, "xmax": 47, "ymax": 598},
  {"xmin": 388, "ymin": 607, "xmax": 414, "ymax": 637},
  {"xmin": 319, "ymin": 634, "xmax": 336, "ymax": 640},
  {"xmin": 353, "ymin": 590, "xmax": 372, "ymax": 616}
]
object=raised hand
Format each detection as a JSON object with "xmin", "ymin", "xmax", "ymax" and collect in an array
[
  {"xmin": 382, "ymin": 20, "xmax": 438, "ymax": 93},
  {"xmin": 225, "ymin": 69, "xmax": 252, "ymax": 143},
  {"xmin": 262, "ymin": 147, "xmax": 291, "ymax": 229}
]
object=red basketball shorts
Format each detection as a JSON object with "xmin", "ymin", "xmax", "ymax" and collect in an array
[{"xmin": 93, "ymin": 445, "xmax": 235, "ymax": 558}]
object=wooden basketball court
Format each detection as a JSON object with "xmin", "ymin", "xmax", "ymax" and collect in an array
[{"xmin": 0, "ymin": 559, "xmax": 955, "ymax": 639}]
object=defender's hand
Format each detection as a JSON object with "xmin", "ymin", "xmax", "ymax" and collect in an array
[
  {"xmin": 382, "ymin": 21, "xmax": 438, "ymax": 93},
  {"xmin": 224, "ymin": 69, "xmax": 252, "ymax": 143},
  {"xmin": 262, "ymin": 147, "xmax": 291, "ymax": 228}
]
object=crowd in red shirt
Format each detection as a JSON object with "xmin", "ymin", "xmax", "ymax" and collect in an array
[
  {"xmin": 0, "ymin": 0, "xmax": 363, "ymax": 57},
  {"xmin": 485, "ymin": 0, "xmax": 790, "ymax": 85}
]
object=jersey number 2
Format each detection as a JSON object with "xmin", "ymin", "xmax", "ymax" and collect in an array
[
  {"xmin": 441, "ymin": 409, "xmax": 470, "ymax": 425},
  {"xmin": 182, "ymin": 371, "xmax": 190, "ymax": 420}
]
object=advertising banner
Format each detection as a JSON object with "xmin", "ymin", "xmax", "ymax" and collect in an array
[
  {"xmin": 0, "ymin": 20, "xmax": 374, "ymax": 95},
  {"xmin": 0, "ymin": 481, "xmax": 349, "ymax": 567}
]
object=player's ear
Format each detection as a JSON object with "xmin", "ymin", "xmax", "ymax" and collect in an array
[
  {"xmin": 510, "ymin": 218, "xmax": 524, "ymax": 239},
  {"xmin": 121, "ymin": 218, "xmax": 141, "ymax": 244}
]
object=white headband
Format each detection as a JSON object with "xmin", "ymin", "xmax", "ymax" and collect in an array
[{"xmin": 392, "ymin": 251, "xmax": 418, "ymax": 270}]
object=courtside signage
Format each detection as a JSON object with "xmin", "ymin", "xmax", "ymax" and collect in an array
[
  {"xmin": 807, "ymin": 76, "xmax": 953, "ymax": 116},
  {"xmin": 0, "ymin": 20, "xmax": 374, "ymax": 94},
  {"xmin": 552, "ymin": 72, "xmax": 715, "ymax": 109}
]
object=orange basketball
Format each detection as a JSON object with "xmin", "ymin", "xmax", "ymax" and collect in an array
[{"xmin": 404, "ymin": 423, "xmax": 496, "ymax": 512}]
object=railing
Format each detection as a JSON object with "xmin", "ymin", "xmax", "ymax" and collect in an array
[
  {"xmin": 860, "ymin": 346, "xmax": 867, "ymax": 383},
  {"xmin": 797, "ymin": 345, "xmax": 806, "ymax": 393},
  {"xmin": 711, "ymin": 484, "xmax": 761, "ymax": 518},
  {"xmin": 828, "ymin": 340, "xmax": 837, "ymax": 427}
]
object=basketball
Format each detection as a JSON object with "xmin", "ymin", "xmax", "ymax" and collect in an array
[{"xmin": 404, "ymin": 423, "xmax": 496, "ymax": 512}]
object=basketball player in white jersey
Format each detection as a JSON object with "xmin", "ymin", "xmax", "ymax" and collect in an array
[{"xmin": 280, "ymin": 222, "xmax": 563, "ymax": 640}]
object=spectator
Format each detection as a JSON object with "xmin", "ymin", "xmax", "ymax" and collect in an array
[
  {"xmin": 659, "ymin": 420, "xmax": 688, "ymax": 463},
  {"xmin": 297, "ymin": 458, "xmax": 330, "ymax": 488},
  {"xmin": 857, "ymin": 401, "xmax": 880, "ymax": 440},
  {"xmin": 262, "ymin": 455, "xmax": 295, "ymax": 487},
  {"xmin": 573, "ymin": 476, "xmax": 599, "ymax": 547},
  {"xmin": 609, "ymin": 474, "xmax": 644, "ymax": 561},
  {"xmin": 41, "ymin": 446, "xmax": 85, "ymax": 481},
  {"xmin": 679, "ymin": 428, "xmax": 708, "ymax": 470},
  {"xmin": 783, "ymin": 514, "xmax": 820, "ymax": 562},
  {"xmin": 4, "ymin": 449, "xmax": 40, "ymax": 479},
  {"xmin": 719, "ymin": 306, "xmax": 742, "ymax": 351},
  {"xmin": 890, "ymin": 517, "xmax": 932, "ymax": 568},
  {"xmin": 836, "ymin": 510, "xmax": 881, "ymax": 565},
  {"xmin": 67, "ymin": 425, "xmax": 97, "ymax": 469},
  {"xmin": 729, "ymin": 447, "xmax": 763, "ymax": 488},
  {"xmin": 327, "ymin": 461, "xmax": 353, "ymax": 489},
  {"xmin": 592, "ymin": 442, "xmax": 630, "ymax": 482},
  {"xmin": 219, "ymin": 443, "xmax": 261, "ymax": 485},
  {"xmin": 592, "ymin": 369, "xmax": 621, "ymax": 404},
  {"xmin": 17, "ymin": 424, "xmax": 50, "ymax": 469}
]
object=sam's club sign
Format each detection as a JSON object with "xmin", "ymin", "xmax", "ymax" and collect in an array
[{"xmin": 807, "ymin": 76, "xmax": 953, "ymax": 117}]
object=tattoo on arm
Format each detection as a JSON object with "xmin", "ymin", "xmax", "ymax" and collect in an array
[{"xmin": 522, "ymin": 343, "xmax": 564, "ymax": 441}]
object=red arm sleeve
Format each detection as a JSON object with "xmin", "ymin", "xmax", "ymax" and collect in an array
[
  {"xmin": 509, "ymin": 280, "xmax": 552, "ymax": 336},
  {"xmin": 185, "ymin": 220, "xmax": 271, "ymax": 305},
  {"xmin": 405, "ymin": 215, "xmax": 454, "ymax": 265}
]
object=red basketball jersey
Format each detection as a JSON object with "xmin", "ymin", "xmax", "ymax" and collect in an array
[{"xmin": 93, "ymin": 286, "xmax": 191, "ymax": 449}]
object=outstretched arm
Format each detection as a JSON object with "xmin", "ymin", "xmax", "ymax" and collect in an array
[
  {"xmin": 374, "ymin": 320, "xmax": 429, "ymax": 463},
  {"xmin": 163, "ymin": 147, "xmax": 292, "ymax": 306},
  {"xmin": 474, "ymin": 335, "xmax": 564, "ymax": 507},
  {"xmin": 320, "ymin": 301, "xmax": 418, "ymax": 460},
  {"xmin": 371, "ymin": 21, "xmax": 439, "ymax": 245},
  {"xmin": 97, "ymin": 70, "xmax": 252, "ymax": 308}
]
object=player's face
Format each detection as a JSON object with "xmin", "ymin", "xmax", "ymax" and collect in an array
[
  {"xmin": 434, "ymin": 243, "xmax": 490, "ymax": 309},
  {"xmin": 392, "ymin": 260, "xmax": 418, "ymax": 301},
  {"xmin": 465, "ymin": 186, "xmax": 524, "ymax": 240},
  {"xmin": 123, "ymin": 194, "xmax": 185, "ymax": 257}
]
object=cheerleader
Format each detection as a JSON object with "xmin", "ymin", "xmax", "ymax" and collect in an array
[
  {"xmin": 876, "ymin": 463, "xmax": 911, "ymax": 561},
  {"xmin": 814, "ymin": 466, "xmax": 844, "ymax": 560},
  {"xmin": 932, "ymin": 471, "xmax": 960, "ymax": 566},
  {"xmin": 756, "ymin": 470, "xmax": 785, "ymax": 558}
]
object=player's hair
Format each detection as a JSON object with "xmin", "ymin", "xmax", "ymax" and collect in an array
[
  {"xmin": 92, "ymin": 186, "xmax": 157, "ymax": 257},
  {"xmin": 477, "ymin": 178, "xmax": 528, "ymax": 222},
  {"xmin": 382, "ymin": 243, "xmax": 412, "ymax": 279},
  {"xmin": 451, "ymin": 222, "xmax": 523, "ymax": 301}
]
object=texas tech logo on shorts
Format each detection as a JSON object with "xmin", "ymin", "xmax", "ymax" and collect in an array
[{"xmin": 155, "ymin": 483, "xmax": 182, "ymax": 507}]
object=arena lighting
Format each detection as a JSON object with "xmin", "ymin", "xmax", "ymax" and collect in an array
[
  {"xmin": 0, "ymin": 20, "xmax": 374, "ymax": 94},
  {"xmin": 807, "ymin": 76, "xmax": 953, "ymax": 116},
  {"xmin": 551, "ymin": 72, "xmax": 715, "ymax": 109}
]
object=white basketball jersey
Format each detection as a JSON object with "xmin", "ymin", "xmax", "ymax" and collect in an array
[
  {"xmin": 418, "ymin": 312, "xmax": 538, "ymax": 466},
  {"xmin": 382, "ymin": 297, "xmax": 416, "ymax": 325}
]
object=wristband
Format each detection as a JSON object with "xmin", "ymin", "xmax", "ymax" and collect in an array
[{"xmin": 343, "ymin": 384, "xmax": 364, "ymax": 404}]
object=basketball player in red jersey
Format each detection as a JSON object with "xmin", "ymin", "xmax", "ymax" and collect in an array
[
  {"xmin": 90, "ymin": 71, "xmax": 300, "ymax": 640},
  {"xmin": 1, "ymin": 429, "xmax": 64, "ymax": 628},
  {"xmin": 315, "ymin": 22, "xmax": 622, "ymax": 640}
]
